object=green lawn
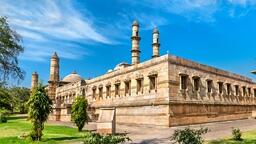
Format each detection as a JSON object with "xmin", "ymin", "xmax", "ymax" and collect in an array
[
  {"xmin": 0, "ymin": 115, "xmax": 86, "ymax": 144},
  {"xmin": 208, "ymin": 130, "xmax": 256, "ymax": 144}
]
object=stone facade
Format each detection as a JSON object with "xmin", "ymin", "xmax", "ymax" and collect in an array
[{"xmin": 34, "ymin": 21, "xmax": 256, "ymax": 127}]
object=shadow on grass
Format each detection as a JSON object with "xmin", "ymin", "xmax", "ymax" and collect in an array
[
  {"xmin": 8, "ymin": 115, "xmax": 27, "ymax": 120},
  {"xmin": 43, "ymin": 136, "xmax": 83, "ymax": 142}
]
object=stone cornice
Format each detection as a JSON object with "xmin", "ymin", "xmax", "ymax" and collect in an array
[{"xmin": 168, "ymin": 55, "xmax": 253, "ymax": 84}]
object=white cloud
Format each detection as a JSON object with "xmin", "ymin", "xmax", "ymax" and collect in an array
[
  {"xmin": 124, "ymin": 0, "xmax": 256, "ymax": 22},
  {"xmin": 228, "ymin": 0, "xmax": 256, "ymax": 6},
  {"xmin": 0, "ymin": 0, "xmax": 112, "ymax": 61},
  {"xmin": 20, "ymin": 42, "xmax": 89, "ymax": 62}
]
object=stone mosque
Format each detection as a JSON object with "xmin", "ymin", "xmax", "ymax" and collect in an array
[{"xmin": 31, "ymin": 21, "xmax": 256, "ymax": 127}]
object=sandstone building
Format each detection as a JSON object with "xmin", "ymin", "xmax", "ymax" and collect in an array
[{"xmin": 32, "ymin": 21, "xmax": 256, "ymax": 127}]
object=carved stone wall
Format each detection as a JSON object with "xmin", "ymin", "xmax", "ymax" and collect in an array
[{"xmin": 52, "ymin": 54, "xmax": 256, "ymax": 126}]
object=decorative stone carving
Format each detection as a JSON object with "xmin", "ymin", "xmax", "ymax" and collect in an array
[
  {"xmin": 106, "ymin": 81, "xmax": 111, "ymax": 86},
  {"xmin": 148, "ymin": 70, "xmax": 158, "ymax": 77},
  {"xmin": 98, "ymin": 84, "xmax": 103, "ymax": 88},
  {"xmin": 114, "ymin": 80, "xmax": 121, "ymax": 84},
  {"xmin": 135, "ymin": 73, "xmax": 143, "ymax": 80},
  {"xmin": 124, "ymin": 77, "xmax": 131, "ymax": 82}
]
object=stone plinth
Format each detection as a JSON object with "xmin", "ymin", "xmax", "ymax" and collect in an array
[
  {"xmin": 97, "ymin": 108, "xmax": 116, "ymax": 135},
  {"xmin": 252, "ymin": 110, "xmax": 256, "ymax": 118}
]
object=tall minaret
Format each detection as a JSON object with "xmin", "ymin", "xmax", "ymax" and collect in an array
[
  {"xmin": 49, "ymin": 52, "xmax": 60, "ymax": 82},
  {"xmin": 131, "ymin": 20, "xmax": 141, "ymax": 65},
  {"xmin": 152, "ymin": 27, "xmax": 160, "ymax": 58},
  {"xmin": 48, "ymin": 52, "xmax": 60, "ymax": 101},
  {"xmin": 31, "ymin": 71, "xmax": 38, "ymax": 90}
]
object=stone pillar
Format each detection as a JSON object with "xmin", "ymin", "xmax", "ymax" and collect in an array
[
  {"xmin": 31, "ymin": 71, "xmax": 38, "ymax": 90},
  {"xmin": 131, "ymin": 20, "xmax": 141, "ymax": 65},
  {"xmin": 48, "ymin": 52, "xmax": 60, "ymax": 101},
  {"xmin": 152, "ymin": 27, "xmax": 160, "ymax": 58}
]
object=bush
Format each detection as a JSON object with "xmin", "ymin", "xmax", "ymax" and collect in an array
[
  {"xmin": 170, "ymin": 127, "xmax": 209, "ymax": 144},
  {"xmin": 0, "ymin": 109, "xmax": 8, "ymax": 123},
  {"xmin": 71, "ymin": 96, "xmax": 89, "ymax": 131},
  {"xmin": 83, "ymin": 132, "xmax": 131, "ymax": 144},
  {"xmin": 232, "ymin": 128, "xmax": 242, "ymax": 141},
  {"xmin": 0, "ymin": 113, "xmax": 7, "ymax": 123}
]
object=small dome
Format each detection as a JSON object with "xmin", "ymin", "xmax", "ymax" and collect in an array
[
  {"xmin": 132, "ymin": 20, "xmax": 139, "ymax": 26},
  {"xmin": 153, "ymin": 27, "xmax": 159, "ymax": 34},
  {"xmin": 107, "ymin": 69, "xmax": 113, "ymax": 73},
  {"xmin": 114, "ymin": 62, "xmax": 130, "ymax": 70},
  {"xmin": 62, "ymin": 71, "xmax": 82, "ymax": 83}
]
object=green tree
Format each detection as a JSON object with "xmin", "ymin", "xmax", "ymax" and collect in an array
[
  {"xmin": 0, "ymin": 17, "xmax": 24, "ymax": 84},
  {"xmin": 71, "ymin": 96, "xmax": 89, "ymax": 132},
  {"xmin": 8, "ymin": 87, "xmax": 30, "ymax": 113},
  {"xmin": 27, "ymin": 83, "xmax": 52, "ymax": 141},
  {"xmin": 0, "ymin": 86, "xmax": 14, "ymax": 111}
]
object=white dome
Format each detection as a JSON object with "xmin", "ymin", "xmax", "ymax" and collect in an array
[
  {"xmin": 114, "ymin": 62, "xmax": 130, "ymax": 70},
  {"xmin": 62, "ymin": 71, "xmax": 82, "ymax": 83}
]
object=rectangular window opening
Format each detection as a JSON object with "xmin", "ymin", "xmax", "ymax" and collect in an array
[
  {"xmin": 227, "ymin": 83, "xmax": 231, "ymax": 95},
  {"xmin": 115, "ymin": 84, "xmax": 120, "ymax": 96},
  {"xmin": 106, "ymin": 86, "xmax": 111, "ymax": 97},
  {"xmin": 235, "ymin": 85, "xmax": 239, "ymax": 96},
  {"xmin": 149, "ymin": 76, "xmax": 157, "ymax": 91},
  {"xmin": 136, "ymin": 79, "xmax": 143, "ymax": 94},
  {"xmin": 193, "ymin": 77, "xmax": 200, "ymax": 92},
  {"xmin": 98, "ymin": 87, "xmax": 103, "ymax": 98},
  {"xmin": 248, "ymin": 87, "xmax": 251, "ymax": 97},
  {"xmin": 92, "ymin": 88, "xmax": 96, "ymax": 99},
  {"xmin": 207, "ymin": 80, "xmax": 212, "ymax": 93},
  {"xmin": 125, "ymin": 81, "xmax": 131, "ymax": 95},
  {"xmin": 180, "ymin": 75, "xmax": 188, "ymax": 90},
  {"xmin": 218, "ymin": 82, "xmax": 223, "ymax": 94},
  {"xmin": 243, "ymin": 86, "xmax": 246, "ymax": 96}
]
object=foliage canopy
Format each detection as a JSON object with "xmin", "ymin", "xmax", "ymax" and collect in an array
[
  {"xmin": 27, "ymin": 83, "xmax": 52, "ymax": 141},
  {"xmin": 0, "ymin": 17, "xmax": 24, "ymax": 84},
  {"xmin": 170, "ymin": 127, "xmax": 209, "ymax": 144},
  {"xmin": 71, "ymin": 96, "xmax": 89, "ymax": 131}
]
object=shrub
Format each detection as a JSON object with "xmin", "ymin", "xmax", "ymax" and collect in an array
[
  {"xmin": 0, "ymin": 109, "xmax": 8, "ymax": 123},
  {"xmin": 232, "ymin": 128, "xmax": 242, "ymax": 141},
  {"xmin": 71, "ymin": 96, "xmax": 89, "ymax": 131},
  {"xmin": 170, "ymin": 127, "xmax": 209, "ymax": 144},
  {"xmin": 26, "ymin": 83, "xmax": 52, "ymax": 141},
  {"xmin": 83, "ymin": 132, "xmax": 131, "ymax": 144},
  {"xmin": 0, "ymin": 113, "xmax": 7, "ymax": 123}
]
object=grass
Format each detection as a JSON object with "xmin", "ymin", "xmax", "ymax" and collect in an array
[
  {"xmin": 0, "ymin": 115, "xmax": 86, "ymax": 144},
  {"xmin": 208, "ymin": 130, "xmax": 256, "ymax": 144}
]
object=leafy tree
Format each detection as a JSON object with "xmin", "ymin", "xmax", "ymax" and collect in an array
[
  {"xmin": 0, "ymin": 86, "xmax": 14, "ymax": 111},
  {"xmin": 0, "ymin": 108, "xmax": 8, "ymax": 123},
  {"xmin": 0, "ymin": 17, "xmax": 24, "ymax": 83},
  {"xmin": 27, "ymin": 83, "xmax": 52, "ymax": 141},
  {"xmin": 170, "ymin": 127, "xmax": 209, "ymax": 144},
  {"xmin": 71, "ymin": 96, "xmax": 89, "ymax": 132},
  {"xmin": 8, "ymin": 87, "xmax": 30, "ymax": 113}
]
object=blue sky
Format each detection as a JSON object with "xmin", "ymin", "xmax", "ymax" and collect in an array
[{"xmin": 1, "ymin": 0, "xmax": 256, "ymax": 87}]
